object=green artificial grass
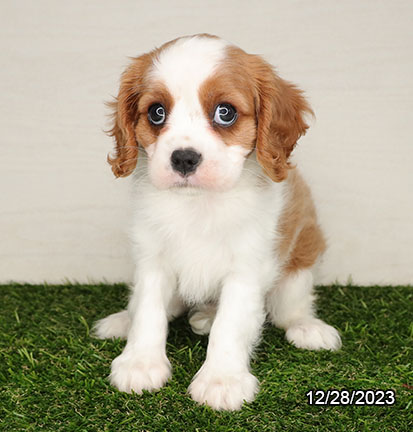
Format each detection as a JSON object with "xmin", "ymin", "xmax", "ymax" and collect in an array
[{"xmin": 0, "ymin": 283, "xmax": 411, "ymax": 431}]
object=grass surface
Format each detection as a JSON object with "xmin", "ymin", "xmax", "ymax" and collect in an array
[{"xmin": 0, "ymin": 283, "xmax": 412, "ymax": 431}]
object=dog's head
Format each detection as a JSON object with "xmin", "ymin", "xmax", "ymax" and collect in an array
[{"xmin": 108, "ymin": 34, "xmax": 312, "ymax": 190}]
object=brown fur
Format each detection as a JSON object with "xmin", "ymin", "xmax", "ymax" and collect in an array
[
  {"xmin": 107, "ymin": 53, "xmax": 154, "ymax": 177},
  {"xmin": 199, "ymin": 45, "xmax": 313, "ymax": 181},
  {"xmin": 278, "ymin": 169, "xmax": 326, "ymax": 274},
  {"xmin": 107, "ymin": 41, "xmax": 178, "ymax": 178},
  {"xmin": 198, "ymin": 69, "xmax": 257, "ymax": 150},
  {"xmin": 223, "ymin": 46, "xmax": 313, "ymax": 182},
  {"xmin": 134, "ymin": 82, "xmax": 174, "ymax": 150}
]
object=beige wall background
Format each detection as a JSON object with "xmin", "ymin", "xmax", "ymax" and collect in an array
[{"xmin": 1, "ymin": 0, "xmax": 412, "ymax": 285}]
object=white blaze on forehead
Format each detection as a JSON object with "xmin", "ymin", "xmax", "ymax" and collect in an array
[{"xmin": 150, "ymin": 36, "xmax": 229, "ymax": 100}]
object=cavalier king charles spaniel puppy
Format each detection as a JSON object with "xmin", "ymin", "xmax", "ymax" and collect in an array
[{"xmin": 94, "ymin": 34, "xmax": 341, "ymax": 411}]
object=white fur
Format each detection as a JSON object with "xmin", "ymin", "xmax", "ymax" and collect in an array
[{"xmin": 94, "ymin": 35, "xmax": 341, "ymax": 411}]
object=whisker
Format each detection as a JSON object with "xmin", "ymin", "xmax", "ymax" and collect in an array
[
  {"xmin": 111, "ymin": 145, "xmax": 142, "ymax": 149},
  {"xmin": 111, "ymin": 152, "xmax": 150, "ymax": 168},
  {"xmin": 131, "ymin": 173, "xmax": 150, "ymax": 188},
  {"xmin": 241, "ymin": 167, "xmax": 271, "ymax": 183},
  {"xmin": 116, "ymin": 158, "xmax": 138, "ymax": 168}
]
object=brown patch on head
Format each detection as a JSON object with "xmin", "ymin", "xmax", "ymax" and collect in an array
[
  {"xmin": 199, "ymin": 45, "xmax": 313, "ymax": 182},
  {"xmin": 278, "ymin": 170, "xmax": 326, "ymax": 274},
  {"xmin": 198, "ymin": 59, "xmax": 257, "ymax": 150},
  {"xmin": 134, "ymin": 82, "xmax": 174, "ymax": 150}
]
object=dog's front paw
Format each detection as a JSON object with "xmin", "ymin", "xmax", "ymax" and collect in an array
[
  {"xmin": 110, "ymin": 350, "xmax": 171, "ymax": 394},
  {"xmin": 286, "ymin": 318, "xmax": 342, "ymax": 351},
  {"xmin": 189, "ymin": 365, "xmax": 259, "ymax": 411}
]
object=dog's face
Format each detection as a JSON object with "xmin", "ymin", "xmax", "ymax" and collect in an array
[{"xmin": 108, "ymin": 34, "xmax": 312, "ymax": 190}]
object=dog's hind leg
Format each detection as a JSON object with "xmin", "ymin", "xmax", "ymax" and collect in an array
[
  {"xmin": 189, "ymin": 303, "xmax": 217, "ymax": 335},
  {"xmin": 266, "ymin": 269, "xmax": 341, "ymax": 351},
  {"xmin": 93, "ymin": 310, "xmax": 130, "ymax": 340}
]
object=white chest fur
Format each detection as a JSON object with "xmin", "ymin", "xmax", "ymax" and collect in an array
[{"xmin": 130, "ymin": 165, "xmax": 286, "ymax": 304}]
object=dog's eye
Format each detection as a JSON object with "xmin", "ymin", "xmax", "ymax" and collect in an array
[
  {"xmin": 148, "ymin": 103, "xmax": 166, "ymax": 126},
  {"xmin": 213, "ymin": 103, "xmax": 237, "ymax": 127}
]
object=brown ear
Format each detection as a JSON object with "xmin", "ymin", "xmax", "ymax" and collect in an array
[
  {"xmin": 107, "ymin": 54, "xmax": 152, "ymax": 177},
  {"xmin": 252, "ymin": 56, "xmax": 313, "ymax": 182}
]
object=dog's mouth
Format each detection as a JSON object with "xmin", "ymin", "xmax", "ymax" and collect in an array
[
  {"xmin": 170, "ymin": 184, "xmax": 204, "ymax": 196},
  {"xmin": 172, "ymin": 174, "xmax": 201, "ymax": 188},
  {"xmin": 169, "ymin": 171, "xmax": 232, "ymax": 194},
  {"xmin": 170, "ymin": 177, "xmax": 205, "ymax": 194},
  {"xmin": 173, "ymin": 178, "xmax": 190, "ymax": 187}
]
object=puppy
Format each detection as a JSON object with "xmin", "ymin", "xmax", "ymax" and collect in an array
[{"xmin": 94, "ymin": 34, "xmax": 341, "ymax": 411}]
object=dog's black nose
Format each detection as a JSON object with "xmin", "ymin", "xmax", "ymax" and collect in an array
[{"xmin": 170, "ymin": 149, "xmax": 202, "ymax": 176}]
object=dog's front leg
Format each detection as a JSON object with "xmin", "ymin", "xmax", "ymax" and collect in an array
[
  {"xmin": 110, "ymin": 264, "xmax": 172, "ymax": 394},
  {"xmin": 189, "ymin": 275, "xmax": 266, "ymax": 410}
]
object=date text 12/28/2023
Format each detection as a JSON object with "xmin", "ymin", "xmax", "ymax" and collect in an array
[{"xmin": 306, "ymin": 389, "xmax": 396, "ymax": 406}]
